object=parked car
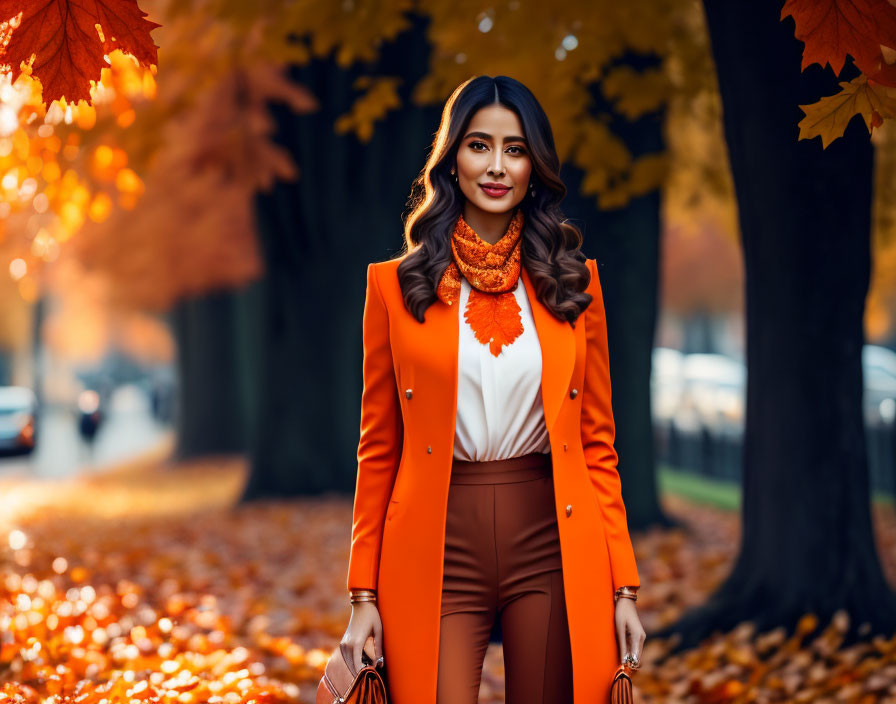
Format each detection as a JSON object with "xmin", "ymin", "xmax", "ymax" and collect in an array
[
  {"xmin": 862, "ymin": 345, "xmax": 896, "ymax": 429},
  {"xmin": 0, "ymin": 386, "xmax": 38, "ymax": 456},
  {"xmin": 651, "ymin": 347, "xmax": 686, "ymax": 427},
  {"xmin": 652, "ymin": 345, "xmax": 896, "ymax": 437},
  {"xmin": 676, "ymin": 353, "xmax": 746, "ymax": 438}
]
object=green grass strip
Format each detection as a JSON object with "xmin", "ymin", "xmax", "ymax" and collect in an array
[{"xmin": 659, "ymin": 464, "xmax": 895, "ymax": 512}]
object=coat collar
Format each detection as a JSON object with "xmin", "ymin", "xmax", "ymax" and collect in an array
[{"xmin": 423, "ymin": 264, "xmax": 575, "ymax": 434}]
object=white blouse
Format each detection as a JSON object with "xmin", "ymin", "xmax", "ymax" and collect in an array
[{"xmin": 453, "ymin": 273, "xmax": 552, "ymax": 461}]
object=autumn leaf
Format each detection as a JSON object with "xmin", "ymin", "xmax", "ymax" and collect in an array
[
  {"xmin": 464, "ymin": 289, "xmax": 524, "ymax": 357},
  {"xmin": 781, "ymin": 0, "xmax": 896, "ymax": 77},
  {"xmin": 334, "ymin": 75, "xmax": 403, "ymax": 143},
  {"xmin": 797, "ymin": 75, "xmax": 896, "ymax": 148},
  {"xmin": 0, "ymin": 0, "xmax": 160, "ymax": 106}
]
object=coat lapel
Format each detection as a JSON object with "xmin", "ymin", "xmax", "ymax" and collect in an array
[
  {"xmin": 421, "ymin": 264, "xmax": 575, "ymax": 436},
  {"xmin": 520, "ymin": 265, "xmax": 575, "ymax": 433}
]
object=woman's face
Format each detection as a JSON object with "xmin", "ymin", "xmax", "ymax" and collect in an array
[{"xmin": 453, "ymin": 104, "xmax": 532, "ymax": 215}]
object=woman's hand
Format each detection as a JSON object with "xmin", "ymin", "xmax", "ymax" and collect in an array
[
  {"xmin": 614, "ymin": 599, "xmax": 645, "ymax": 667},
  {"xmin": 340, "ymin": 602, "xmax": 384, "ymax": 677}
]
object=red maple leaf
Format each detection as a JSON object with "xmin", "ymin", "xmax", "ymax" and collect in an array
[
  {"xmin": 0, "ymin": 0, "xmax": 160, "ymax": 106},
  {"xmin": 781, "ymin": 0, "xmax": 896, "ymax": 77}
]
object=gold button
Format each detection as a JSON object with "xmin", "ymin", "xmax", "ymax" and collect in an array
[
  {"xmin": 405, "ymin": 389, "xmax": 413, "ymax": 399},
  {"xmin": 570, "ymin": 388, "xmax": 578, "ymax": 399},
  {"xmin": 566, "ymin": 504, "xmax": 573, "ymax": 517},
  {"xmin": 427, "ymin": 445, "xmax": 432, "ymax": 454}
]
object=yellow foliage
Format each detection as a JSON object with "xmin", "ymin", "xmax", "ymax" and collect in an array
[
  {"xmin": 0, "ymin": 0, "xmax": 740, "ymax": 332},
  {"xmin": 798, "ymin": 76, "xmax": 896, "ymax": 149},
  {"xmin": 602, "ymin": 66, "xmax": 672, "ymax": 119},
  {"xmin": 335, "ymin": 76, "xmax": 403, "ymax": 142}
]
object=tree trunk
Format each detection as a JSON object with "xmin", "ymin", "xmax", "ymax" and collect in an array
[
  {"xmin": 170, "ymin": 290, "xmax": 246, "ymax": 459},
  {"xmin": 653, "ymin": 0, "xmax": 896, "ymax": 651},
  {"xmin": 240, "ymin": 13, "xmax": 442, "ymax": 498}
]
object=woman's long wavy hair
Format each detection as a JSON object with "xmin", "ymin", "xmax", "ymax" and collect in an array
[{"xmin": 396, "ymin": 74, "xmax": 593, "ymax": 326}]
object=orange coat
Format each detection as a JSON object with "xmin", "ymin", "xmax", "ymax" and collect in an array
[{"xmin": 347, "ymin": 255, "xmax": 640, "ymax": 703}]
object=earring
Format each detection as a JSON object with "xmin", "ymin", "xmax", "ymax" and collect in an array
[{"xmin": 529, "ymin": 181, "xmax": 536, "ymax": 198}]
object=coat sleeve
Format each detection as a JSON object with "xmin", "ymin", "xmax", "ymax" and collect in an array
[
  {"xmin": 581, "ymin": 258, "xmax": 640, "ymax": 591},
  {"xmin": 346, "ymin": 262, "xmax": 404, "ymax": 592}
]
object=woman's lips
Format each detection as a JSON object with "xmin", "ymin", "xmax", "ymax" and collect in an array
[{"xmin": 479, "ymin": 184, "xmax": 512, "ymax": 198}]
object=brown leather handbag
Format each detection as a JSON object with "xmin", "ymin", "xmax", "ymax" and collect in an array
[
  {"xmin": 316, "ymin": 635, "xmax": 388, "ymax": 704},
  {"xmin": 610, "ymin": 663, "xmax": 634, "ymax": 703}
]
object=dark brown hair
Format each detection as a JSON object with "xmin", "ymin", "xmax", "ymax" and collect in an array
[{"xmin": 395, "ymin": 74, "xmax": 592, "ymax": 326}]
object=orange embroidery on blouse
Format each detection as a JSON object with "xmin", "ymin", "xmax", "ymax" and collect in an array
[{"xmin": 436, "ymin": 209, "xmax": 525, "ymax": 357}]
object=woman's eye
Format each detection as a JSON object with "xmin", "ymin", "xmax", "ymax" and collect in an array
[{"xmin": 468, "ymin": 141, "xmax": 526, "ymax": 155}]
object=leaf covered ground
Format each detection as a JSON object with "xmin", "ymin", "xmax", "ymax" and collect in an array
[{"xmin": 0, "ymin": 447, "xmax": 894, "ymax": 703}]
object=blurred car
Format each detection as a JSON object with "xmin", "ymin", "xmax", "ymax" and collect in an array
[
  {"xmin": 0, "ymin": 386, "xmax": 38, "ymax": 456},
  {"xmin": 651, "ymin": 347, "xmax": 686, "ymax": 427},
  {"xmin": 651, "ymin": 344, "xmax": 896, "ymax": 436},
  {"xmin": 862, "ymin": 345, "xmax": 896, "ymax": 429},
  {"xmin": 676, "ymin": 353, "xmax": 746, "ymax": 438}
]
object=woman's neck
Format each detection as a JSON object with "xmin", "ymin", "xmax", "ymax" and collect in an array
[{"xmin": 462, "ymin": 205, "xmax": 517, "ymax": 245}]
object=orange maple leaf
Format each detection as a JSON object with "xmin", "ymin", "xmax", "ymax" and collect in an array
[
  {"xmin": 464, "ymin": 289, "xmax": 524, "ymax": 357},
  {"xmin": 781, "ymin": 0, "xmax": 896, "ymax": 77},
  {"xmin": 0, "ymin": 0, "xmax": 160, "ymax": 106}
]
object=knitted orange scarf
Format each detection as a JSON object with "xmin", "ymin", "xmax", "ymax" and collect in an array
[{"xmin": 436, "ymin": 209, "xmax": 525, "ymax": 357}]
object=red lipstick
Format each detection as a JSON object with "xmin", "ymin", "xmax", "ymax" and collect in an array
[{"xmin": 480, "ymin": 182, "xmax": 512, "ymax": 198}]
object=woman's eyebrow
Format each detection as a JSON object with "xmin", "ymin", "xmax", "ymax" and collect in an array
[{"xmin": 463, "ymin": 131, "xmax": 528, "ymax": 144}]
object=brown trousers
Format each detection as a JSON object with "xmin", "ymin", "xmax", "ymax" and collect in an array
[{"xmin": 437, "ymin": 451, "xmax": 574, "ymax": 704}]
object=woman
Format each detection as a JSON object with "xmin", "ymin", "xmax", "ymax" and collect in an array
[{"xmin": 341, "ymin": 75, "xmax": 646, "ymax": 704}]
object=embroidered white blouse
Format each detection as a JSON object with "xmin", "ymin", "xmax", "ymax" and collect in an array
[{"xmin": 453, "ymin": 273, "xmax": 552, "ymax": 461}]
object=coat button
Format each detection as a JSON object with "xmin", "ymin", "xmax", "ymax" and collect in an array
[
  {"xmin": 566, "ymin": 504, "xmax": 573, "ymax": 517},
  {"xmin": 427, "ymin": 445, "xmax": 432, "ymax": 454},
  {"xmin": 563, "ymin": 443, "xmax": 568, "ymax": 451},
  {"xmin": 569, "ymin": 388, "xmax": 578, "ymax": 399},
  {"xmin": 405, "ymin": 389, "xmax": 413, "ymax": 399}
]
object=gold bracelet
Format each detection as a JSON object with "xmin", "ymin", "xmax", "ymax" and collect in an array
[
  {"xmin": 614, "ymin": 586, "xmax": 639, "ymax": 603},
  {"xmin": 350, "ymin": 589, "xmax": 377, "ymax": 605}
]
